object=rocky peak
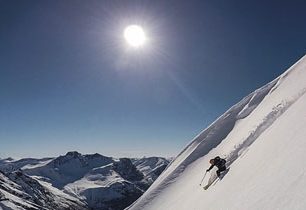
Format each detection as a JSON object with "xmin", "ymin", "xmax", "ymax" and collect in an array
[{"xmin": 113, "ymin": 158, "xmax": 144, "ymax": 182}]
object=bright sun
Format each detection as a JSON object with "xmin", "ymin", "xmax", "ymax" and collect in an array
[{"xmin": 124, "ymin": 25, "xmax": 146, "ymax": 48}]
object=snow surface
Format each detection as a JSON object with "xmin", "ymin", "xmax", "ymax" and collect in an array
[{"xmin": 127, "ymin": 55, "xmax": 306, "ymax": 210}]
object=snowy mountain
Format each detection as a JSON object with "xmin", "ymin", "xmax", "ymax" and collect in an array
[
  {"xmin": 0, "ymin": 152, "xmax": 170, "ymax": 210},
  {"xmin": 127, "ymin": 55, "xmax": 306, "ymax": 210},
  {"xmin": 24, "ymin": 152, "xmax": 114, "ymax": 189}
]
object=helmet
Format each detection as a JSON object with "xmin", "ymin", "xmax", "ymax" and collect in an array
[{"xmin": 209, "ymin": 159, "xmax": 214, "ymax": 164}]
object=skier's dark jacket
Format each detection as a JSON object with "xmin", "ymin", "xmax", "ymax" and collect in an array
[{"xmin": 207, "ymin": 156, "xmax": 226, "ymax": 171}]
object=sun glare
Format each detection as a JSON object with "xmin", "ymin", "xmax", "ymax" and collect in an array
[{"xmin": 124, "ymin": 25, "xmax": 146, "ymax": 48}]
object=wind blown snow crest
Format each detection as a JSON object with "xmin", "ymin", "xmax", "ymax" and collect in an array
[
  {"xmin": 127, "ymin": 78, "xmax": 279, "ymax": 209},
  {"xmin": 127, "ymin": 54, "xmax": 306, "ymax": 210}
]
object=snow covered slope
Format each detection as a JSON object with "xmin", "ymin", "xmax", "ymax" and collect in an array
[
  {"xmin": 0, "ymin": 171, "xmax": 87, "ymax": 210},
  {"xmin": 127, "ymin": 55, "xmax": 306, "ymax": 210},
  {"xmin": 63, "ymin": 157, "xmax": 145, "ymax": 210}
]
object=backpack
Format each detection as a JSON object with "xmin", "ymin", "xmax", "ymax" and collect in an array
[{"xmin": 215, "ymin": 156, "xmax": 226, "ymax": 166}]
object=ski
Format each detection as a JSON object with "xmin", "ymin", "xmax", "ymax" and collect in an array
[{"xmin": 203, "ymin": 177, "xmax": 219, "ymax": 190}]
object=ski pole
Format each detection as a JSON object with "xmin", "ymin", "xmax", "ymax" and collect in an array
[{"xmin": 200, "ymin": 171, "xmax": 207, "ymax": 186}]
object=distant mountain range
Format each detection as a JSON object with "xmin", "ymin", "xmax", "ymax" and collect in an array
[{"xmin": 0, "ymin": 151, "xmax": 170, "ymax": 210}]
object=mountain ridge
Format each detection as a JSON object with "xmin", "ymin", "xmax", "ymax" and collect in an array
[{"xmin": 0, "ymin": 152, "xmax": 170, "ymax": 210}]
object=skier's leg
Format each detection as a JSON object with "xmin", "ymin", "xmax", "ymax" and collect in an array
[
  {"xmin": 217, "ymin": 166, "xmax": 226, "ymax": 177},
  {"xmin": 216, "ymin": 169, "xmax": 221, "ymax": 177}
]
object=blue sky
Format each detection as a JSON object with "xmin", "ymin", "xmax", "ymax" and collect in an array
[{"xmin": 1, "ymin": 0, "xmax": 306, "ymax": 158}]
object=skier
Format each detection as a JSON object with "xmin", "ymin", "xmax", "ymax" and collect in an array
[{"xmin": 206, "ymin": 156, "xmax": 226, "ymax": 177}]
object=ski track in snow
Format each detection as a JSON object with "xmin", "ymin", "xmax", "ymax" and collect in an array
[{"xmin": 227, "ymin": 88, "xmax": 306, "ymax": 168}]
